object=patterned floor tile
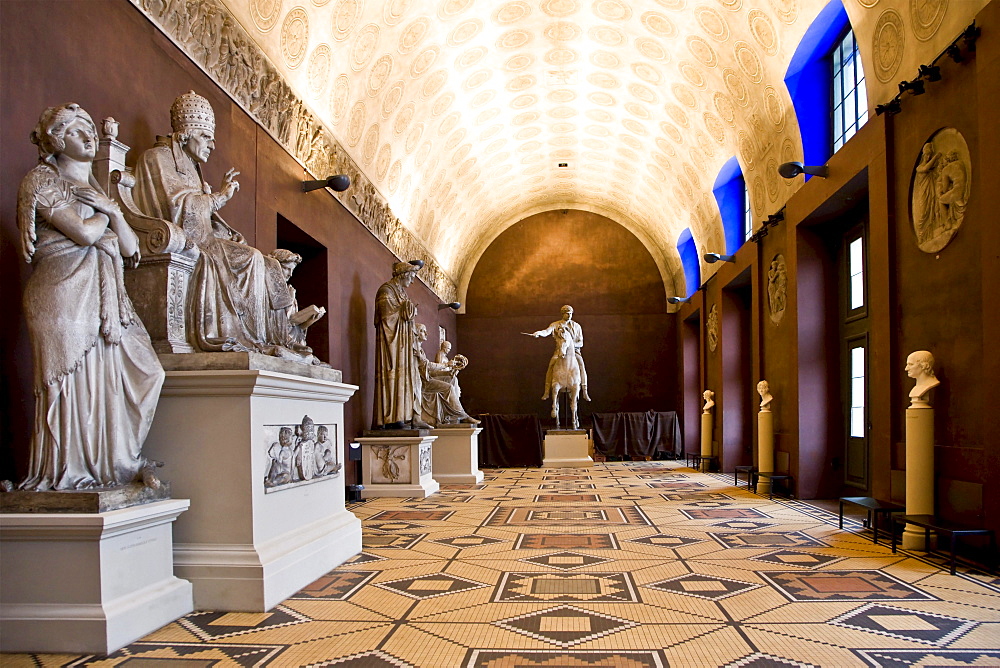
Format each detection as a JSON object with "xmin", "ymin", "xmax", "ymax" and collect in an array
[
  {"xmin": 518, "ymin": 550, "xmax": 614, "ymax": 570},
  {"xmin": 492, "ymin": 605, "xmax": 639, "ymax": 647},
  {"xmin": 289, "ymin": 571, "xmax": 379, "ymax": 600},
  {"xmin": 362, "ymin": 532, "xmax": 426, "ymax": 549},
  {"xmin": 493, "ymin": 572, "xmax": 641, "ymax": 602},
  {"xmin": 485, "ymin": 505, "xmax": 651, "ymax": 527},
  {"xmin": 749, "ymin": 549, "xmax": 846, "ymax": 569},
  {"xmin": 709, "ymin": 531, "xmax": 829, "ymax": 549},
  {"xmin": 465, "ymin": 649, "xmax": 665, "ymax": 667},
  {"xmin": 853, "ymin": 648, "xmax": 1000, "ymax": 667},
  {"xmin": 662, "ymin": 492, "xmax": 734, "ymax": 501},
  {"xmin": 311, "ymin": 650, "xmax": 416, "ymax": 666},
  {"xmin": 368, "ymin": 510, "xmax": 453, "ymax": 521},
  {"xmin": 629, "ymin": 533, "xmax": 705, "ymax": 548},
  {"xmin": 533, "ymin": 494, "xmax": 601, "ymax": 502},
  {"xmin": 374, "ymin": 573, "xmax": 489, "ymax": 600},
  {"xmin": 514, "ymin": 533, "xmax": 620, "ymax": 549},
  {"xmin": 709, "ymin": 520, "xmax": 779, "ymax": 531},
  {"xmin": 177, "ymin": 607, "xmax": 311, "ymax": 640},
  {"xmin": 831, "ymin": 603, "xmax": 977, "ymax": 645},
  {"xmin": 721, "ymin": 653, "xmax": 818, "ymax": 668},
  {"xmin": 100, "ymin": 642, "xmax": 286, "ymax": 666},
  {"xmin": 760, "ymin": 570, "xmax": 936, "ymax": 602},
  {"xmin": 644, "ymin": 573, "xmax": 763, "ymax": 600},
  {"xmin": 429, "ymin": 534, "xmax": 507, "ymax": 548},
  {"xmin": 681, "ymin": 508, "xmax": 770, "ymax": 520}
]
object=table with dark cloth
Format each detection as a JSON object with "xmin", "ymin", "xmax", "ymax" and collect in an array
[
  {"xmin": 591, "ymin": 411, "xmax": 682, "ymax": 459},
  {"xmin": 476, "ymin": 414, "xmax": 544, "ymax": 468}
]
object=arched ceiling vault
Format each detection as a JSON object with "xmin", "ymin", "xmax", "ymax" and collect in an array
[{"xmin": 219, "ymin": 0, "xmax": 984, "ymax": 304}]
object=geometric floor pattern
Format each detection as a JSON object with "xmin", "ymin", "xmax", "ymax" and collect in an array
[{"xmin": 6, "ymin": 461, "xmax": 1000, "ymax": 667}]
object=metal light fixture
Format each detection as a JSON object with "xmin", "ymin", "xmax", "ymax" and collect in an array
[
  {"xmin": 667, "ymin": 296, "xmax": 691, "ymax": 304},
  {"xmin": 777, "ymin": 162, "xmax": 829, "ymax": 179},
  {"xmin": 438, "ymin": 302, "xmax": 461, "ymax": 310},
  {"xmin": 898, "ymin": 78, "xmax": 925, "ymax": 96},
  {"xmin": 301, "ymin": 174, "xmax": 351, "ymax": 192},
  {"xmin": 408, "ymin": 259, "xmax": 425, "ymax": 269},
  {"xmin": 919, "ymin": 64, "xmax": 941, "ymax": 82},
  {"xmin": 875, "ymin": 99, "xmax": 902, "ymax": 116},
  {"xmin": 704, "ymin": 253, "xmax": 736, "ymax": 264}
]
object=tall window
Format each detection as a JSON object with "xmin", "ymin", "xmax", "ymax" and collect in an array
[
  {"xmin": 744, "ymin": 181, "xmax": 753, "ymax": 242},
  {"xmin": 832, "ymin": 28, "xmax": 867, "ymax": 152},
  {"xmin": 712, "ymin": 156, "xmax": 747, "ymax": 255}
]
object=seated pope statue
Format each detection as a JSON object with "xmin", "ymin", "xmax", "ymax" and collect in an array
[{"xmin": 133, "ymin": 91, "xmax": 306, "ymax": 359}]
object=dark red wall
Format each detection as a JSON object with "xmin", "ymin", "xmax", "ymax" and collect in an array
[
  {"xmin": 0, "ymin": 0, "xmax": 455, "ymax": 484},
  {"xmin": 456, "ymin": 210, "xmax": 679, "ymax": 427}
]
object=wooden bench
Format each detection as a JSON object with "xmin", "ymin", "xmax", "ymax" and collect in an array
[
  {"xmin": 890, "ymin": 514, "xmax": 997, "ymax": 575},
  {"xmin": 734, "ymin": 465, "xmax": 756, "ymax": 489},
  {"xmin": 838, "ymin": 496, "xmax": 905, "ymax": 545},
  {"xmin": 690, "ymin": 454, "xmax": 717, "ymax": 472},
  {"xmin": 751, "ymin": 472, "xmax": 793, "ymax": 499}
]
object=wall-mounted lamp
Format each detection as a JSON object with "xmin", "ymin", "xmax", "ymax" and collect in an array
[
  {"xmin": 875, "ymin": 99, "xmax": 902, "ymax": 116},
  {"xmin": 301, "ymin": 174, "xmax": 351, "ymax": 192},
  {"xmin": 408, "ymin": 259, "xmax": 425, "ymax": 269},
  {"xmin": 749, "ymin": 208, "xmax": 786, "ymax": 244},
  {"xmin": 438, "ymin": 302, "xmax": 461, "ymax": 310},
  {"xmin": 704, "ymin": 253, "xmax": 736, "ymax": 263},
  {"xmin": 918, "ymin": 64, "xmax": 941, "ymax": 82},
  {"xmin": 898, "ymin": 78, "xmax": 925, "ymax": 96},
  {"xmin": 777, "ymin": 162, "xmax": 829, "ymax": 179},
  {"xmin": 667, "ymin": 296, "xmax": 691, "ymax": 304}
]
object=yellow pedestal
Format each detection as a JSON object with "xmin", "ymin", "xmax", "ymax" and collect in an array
[
  {"xmin": 902, "ymin": 405, "xmax": 935, "ymax": 550},
  {"xmin": 757, "ymin": 410, "xmax": 774, "ymax": 496},
  {"xmin": 700, "ymin": 412, "xmax": 713, "ymax": 472}
]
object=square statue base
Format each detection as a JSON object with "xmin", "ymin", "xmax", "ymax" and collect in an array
[
  {"xmin": 358, "ymin": 435, "xmax": 440, "ymax": 498},
  {"xmin": 543, "ymin": 430, "xmax": 594, "ymax": 468},
  {"xmin": 430, "ymin": 425, "xmax": 485, "ymax": 484},
  {"xmin": 141, "ymin": 353, "xmax": 361, "ymax": 612},
  {"xmin": 0, "ymin": 499, "xmax": 193, "ymax": 654}
]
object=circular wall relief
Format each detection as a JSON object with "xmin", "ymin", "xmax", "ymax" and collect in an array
[
  {"xmin": 541, "ymin": 0, "xmax": 579, "ymax": 17},
  {"xmin": 393, "ymin": 102, "xmax": 415, "ymax": 136},
  {"xmin": 697, "ymin": 6, "xmax": 730, "ymax": 42},
  {"xmin": 375, "ymin": 143, "xmax": 391, "ymax": 178},
  {"xmin": 587, "ymin": 109, "xmax": 613, "ymax": 122},
  {"xmin": 250, "ymin": 0, "xmax": 283, "ymax": 32},
  {"xmin": 498, "ymin": 29, "xmax": 532, "ymax": 49},
  {"xmin": 689, "ymin": 146, "xmax": 707, "ymax": 172},
  {"xmin": 592, "ymin": 50, "xmax": 621, "ymax": 69},
  {"xmin": 687, "ymin": 36, "xmax": 718, "ymax": 67},
  {"xmin": 911, "ymin": 0, "xmax": 947, "ymax": 41},
  {"xmin": 332, "ymin": 0, "xmax": 362, "ymax": 39},
  {"xmin": 626, "ymin": 102, "xmax": 651, "ymax": 119},
  {"xmin": 351, "ymin": 24, "xmax": 380, "ymax": 71},
  {"xmin": 910, "ymin": 127, "xmax": 971, "ymax": 253},
  {"xmin": 704, "ymin": 111, "xmax": 726, "ymax": 143},
  {"xmin": 366, "ymin": 54, "xmax": 393, "ymax": 97},
  {"xmin": 873, "ymin": 9, "xmax": 905, "ymax": 83},
  {"xmin": 398, "ymin": 18, "xmax": 429, "ymax": 54},
  {"xmin": 516, "ymin": 127, "xmax": 541, "ymax": 139},
  {"xmin": 661, "ymin": 122, "xmax": 682, "ymax": 143},
  {"xmin": 623, "ymin": 118, "xmax": 648, "ymax": 135},
  {"xmin": 767, "ymin": 254, "xmax": 787, "ymax": 325},
  {"xmin": 456, "ymin": 46, "xmax": 488, "ymax": 69},
  {"xmin": 734, "ymin": 41, "xmax": 763, "ymax": 83},
  {"xmin": 330, "ymin": 74, "xmax": 350, "ymax": 121},
  {"xmin": 438, "ymin": 0, "xmax": 474, "ymax": 19},
  {"xmin": 280, "ymin": 7, "xmax": 309, "ymax": 68},
  {"xmin": 641, "ymin": 12, "xmax": 676, "ymax": 37},
  {"xmin": 546, "ymin": 48, "xmax": 578, "ymax": 65},
  {"xmin": 511, "ymin": 93, "xmax": 538, "ymax": 108},
  {"xmin": 475, "ymin": 104, "xmax": 499, "ymax": 121},
  {"xmin": 549, "ymin": 106, "xmax": 578, "ymax": 118},
  {"xmin": 347, "ymin": 100, "xmax": 366, "ymax": 145},
  {"xmin": 382, "ymin": 0, "xmax": 407, "ymax": 25},
  {"xmin": 432, "ymin": 92, "xmax": 455, "ymax": 116},
  {"xmin": 656, "ymin": 0, "xmax": 687, "ymax": 9},
  {"xmin": 545, "ymin": 22, "xmax": 582, "ymax": 41},
  {"xmin": 752, "ymin": 176, "xmax": 766, "ymax": 215},
  {"xmin": 307, "ymin": 44, "xmax": 332, "ymax": 97},
  {"xmin": 738, "ymin": 131, "xmax": 756, "ymax": 169},
  {"xmin": 411, "ymin": 46, "xmax": 440, "ymax": 77},
  {"xmin": 766, "ymin": 159, "xmax": 780, "ymax": 201},
  {"xmin": 494, "ymin": 1, "xmax": 531, "ymax": 24},
  {"xmin": 620, "ymin": 133, "xmax": 643, "ymax": 149},
  {"xmin": 508, "ymin": 74, "xmax": 538, "ymax": 92},
  {"xmin": 381, "ymin": 80, "xmax": 404, "ymax": 117},
  {"xmin": 679, "ymin": 61, "xmax": 706, "ymax": 89},
  {"xmin": 684, "ymin": 163, "xmax": 701, "ymax": 187},
  {"xmin": 695, "ymin": 130, "xmax": 715, "ymax": 156},
  {"xmin": 421, "ymin": 69, "xmax": 449, "ymax": 98},
  {"xmin": 717, "ymin": 0, "xmax": 741, "ymax": 10},
  {"xmin": 513, "ymin": 111, "xmax": 540, "ymax": 124},
  {"xmin": 748, "ymin": 9, "xmax": 778, "ymax": 55},
  {"xmin": 713, "ymin": 92, "xmax": 736, "ymax": 124},
  {"xmin": 629, "ymin": 83, "xmax": 658, "ymax": 103},
  {"xmin": 448, "ymin": 19, "xmax": 482, "ymax": 46},
  {"xmin": 550, "ymin": 89, "xmax": 577, "ymax": 103},
  {"xmin": 633, "ymin": 62, "xmax": 663, "ymax": 84},
  {"xmin": 768, "ymin": 0, "xmax": 798, "ymax": 24},
  {"xmin": 465, "ymin": 69, "xmax": 491, "ymax": 89},
  {"xmin": 587, "ymin": 72, "xmax": 620, "ymax": 89},
  {"xmin": 590, "ymin": 25, "xmax": 626, "ymax": 46},
  {"xmin": 666, "ymin": 104, "xmax": 689, "ymax": 128},
  {"xmin": 723, "ymin": 69, "xmax": 749, "ymax": 107},
  {"xmin": 587, "ymin": 122, "xmax": 612, "ymax": 135},
  {"xmin": 387, "ymin": 160, "xmax": 402, "ymax": 192},
  {"xmin": 636, "ymin": 38, "xmax": 669, "ymax": 62},
  {"xmin": 763, "ymin": 85, "xmax": 785, "ymax": 130},
  {"xmin": 648, "ymin": 162, "xmax": 667, "ymax": 182},
  {"xmin": 858, "ymin": 0, "xmax": 880, "ymax": 6},
  {"xmin": 505, "ymin": 54, "xmax": 534, "ymax": 71},
  {"xmin": 483, "ymin": 127, "xmax": 506, "ymax": 142}
]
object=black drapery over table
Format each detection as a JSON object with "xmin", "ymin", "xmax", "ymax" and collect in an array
[
  {"xmin": 476, "ymin": 414, "xmax": 544, "ymax": 468},
  {"xmin": 591, "ymin": 411, "xmax": 682, "ymax": 459}
]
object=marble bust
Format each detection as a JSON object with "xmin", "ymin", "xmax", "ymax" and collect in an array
[
  {"xmin": 905, "ymin": 350, "xmax": 940, "ymax": 406},
  {"xmin": 757, "ymin": 380, "xmax": 773, "ymax": 411},
  {"xmin": 703, "ymin": 390, "xmax": 715, "ymax": 413},
  {"xmin": 14, "ymin": 103, "xmax": 165, "ymax": 491}
]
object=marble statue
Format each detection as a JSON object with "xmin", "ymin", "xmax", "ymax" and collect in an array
[
  {"xmin": 15, "ymin": 103, "xmax": 165, "ymax": 491},
  {"xmin": 414, "ymin": 323, "xmax": 479, "ymax": 426},
  {"xmin": 905, "ymin": 350, "xmax": 940, "ymax": 405},
  {"xmin": 911, "ymin": 128, "xmax": 971, "ymax": 254},
  {"xmin": 266, "ymin": 249, "xmax": 327, "ymax": 355},
  {"xmin": 373, "ymin": 261, "xmax": 430, "ymax": 429},
  {"xmin": 757, "ymin": 380, "xmax": 773, "ymax": 411},
  {"xmin": 527, "ymin": 305, "xmax": 591, "ymax": 402},
  {"xmin": 767, "ymin": 255, "xmax": 787, "ymax": 325},
  {"xmin": 707, "ymin": 304, "xmax": 719, "ymax": 352},
  {"xmin": 133, "ymin": 91, "xmax": 317, "ymax": 362},
  {"xmin": 265, "ymin": 427, "xmax": 295, "ymax": 486},
  {"xmin": 703, "ymin": 390, "xmax": 715, "ymax": 413}
]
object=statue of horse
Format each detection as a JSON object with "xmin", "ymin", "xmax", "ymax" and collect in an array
[{"xmin": 547, "ymin": 329, "xmax": 582, "ymax": 429}]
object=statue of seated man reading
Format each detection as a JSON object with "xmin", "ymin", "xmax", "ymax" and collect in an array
[{"xmin": 133, "ymin": 91, "xmax": 318, "ymax": 362}]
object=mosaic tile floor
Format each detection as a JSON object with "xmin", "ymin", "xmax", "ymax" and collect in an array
[{"xmin": 7, "ymin": 462, "xmax": 1000, "ymax": 667}]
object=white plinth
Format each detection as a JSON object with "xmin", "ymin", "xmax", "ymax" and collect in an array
[
  {"xmin": 142, "ymin": 359, "xmax": 361, "ymax": 611},
  {"xmin": 543, "ymin": 430, "xmax": 594, "ymax": 468},
  {"xmin": 0, "ymin": 499, "xmax": 193, "ymax": 654},
  {"xmin": 358, "ymin": 435, "xmax": 440, "ymax": 498},
  {"xmin": 430, "ymin": 426, "xmax": 485, "ymax": 484}
]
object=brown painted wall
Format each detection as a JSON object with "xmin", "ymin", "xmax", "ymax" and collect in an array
[
  {"xmin": 457, "ymin": 210, "xmax": 679, "ymax": 427},
  {"xmin": 0, "ymin": 0, "xmax": 455, "ymax": 484}
]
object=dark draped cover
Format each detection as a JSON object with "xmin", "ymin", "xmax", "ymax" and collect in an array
[
  {"xmin": 477, "ymin": 414, "xmax": 544, "ymax": 468},
  {"xmin": 591, "ymin": 411, "xmax": 682, "ymax": 459}
]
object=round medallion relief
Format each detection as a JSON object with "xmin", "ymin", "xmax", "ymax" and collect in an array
[
  {"xmin": 697, "ymin": 6, "xmax": 730, "ymax": 42},
  {"xmin": 508, "ymin": 74, "xmax": 538, "ymax": 92},
  {"xmin": 766, "ymin": 159, "xmax": 780, "ymax": 201},
  {"xmin": 366, "ymin": 54, "xmax": 393, "ymax": 97},
  {"xmin": 587, "ymin": 109, "xmax": 613, "ymax": 122},
  {"xmin": 655, "ymin": 0, "xmax": 687, "ymax": 9},
  {"xmin": 307, "ymin": 45, "xmax": 332, "ymax": 97},
  {"xmin": 550, "ymin": 89, "xmax": 577, "ymax": 103},
  {"xmin": 911, "ymin": 0, "xmax": 948, "ymax": 41},
  {"xmin": 591, "ymin": 50, "xmax": 621, "ymax": 69},
  {"xmin": 679, "ymin": 61, "xmax": 706, "ymax": 89},
  {"xmin": 411, "ymin": 46, "xmax": 440, "ymax": 77},
  {"xmin": 590, "ymin": 25, "xmax": 626, "ymax": 46},
  {"xmin": 704, "ymin": 111, "xmax": 726, "ymax": 143},
  {"xmin": 541, "ymin": 0, "xmax": 578, "ymax": 17},
  {"xmin": 626, "ymin": 102, "xmax": 651, "ymax": 119},
  {"xmin": 734, "ymin": 41, "xmax": 763, "ymax": 83},
  {"xmin": 768, "ymin": 0, "xmax": 798, "ymax": 24},
  {"xmin": 332, "ymin": 0, "xmax": 362, "ymax": 39},
  {"xmin": 456, "ymin": 46, "xmax": 488, "ymax": 69},
  {"xmin": 641, "ymin": 12, "xmax": 676, "ymax": 37},
  {"xmin": 250, "ymin": 0, "xmax": 283, "ymax": 32},
  {"xmin": 330, "ymin": 74, "xmax": 351, "ymax": 122},
  {"xmin": 445, "ymin": 128, "xmax": 466, "ymax": 149},
  {"xmin": 594, "ymin": 0, "xmax": 631, "ymax": 21},
  {"xmin": 476, "ymin": 107, "xmax": 500, "ymax": 123},
  {"xmin": 346, "ymin": 100, "xmax": 366, "ymax": 145},
  {"xmin": 666, "ymin": 104, "xmax": 689, "ymax": 128},
  {"xmin": 516, "ymin": 127, "xmax": 541, "ymax": 140},
  {"xmin": 505, "ymin": 54, "xmax": 534, "ymax": 71},
  {"xmin": 448, "ymin": 19, "xmax": 482, "ymax": 46},
  {"xmin": 748, "ymin": 9, "xmax": 778, "ymax": 55},
  {"xmin": 687, "ymin": 36, "xmax": 718, "ymax": 67},
  {"xmin": 546, "ymin": 48, "xmax": 578, "ymax": 65},
  {"xmin": 513, "ymin": 111, "xmax": 540, "ymax": 125},
  {"xmin": 465, "ymin": 69, "xmax": 492, "ymax": 89},
  {"xmin": 910, "ymin": 127, "xmax": 971, "ymax": 254},
  {"xmin": 382, "ymin": 0, "xmax": 408, "ymax": 25},
  {"xmin": 350, "ymin": 24, "xmax": 380, "ymax": 71},
  {"xmin": 421, "ymin": 70, "xmax": 448, "ymax": 98},
  {"xmin": 620, "ymin": 133, "xmax": 643, "ymax": 149},
  {"xmin": 589, "ymin": 92, "xmax": 617, "ymax": 106},
  {"xmin": 511, "ymin": 94, "xmax": 538, "ymax": 109},
  {"xmin": 376, "ymin": 143, "xmax": 391, "ymax": 178},
  {"xmin": 633, "ymin": 62, "xmax": 663, "ymax": 85},
  {"xmin": 438, "ymin": 0, "xmax": 473, "ymax": 19},
  {"xmin": 713, "ymin": 92, "xmax": 736, "ymax": 124},
  {"xmin": 387, "ymin": 160, "xmax": 401, "ymax": 192},
  {"xmin": 724, "ymin": 69, "xmax": 749, "ymax": 107},
  {"xmin": 432, "ymin": 92, "xmax": 455, "ymax": 116},
  {"xmin": 497, "ymin": 29, "xmax": 532, "ymax": 49},
  {"xmin": 362, "ymin": 124, "xmax": 380, "ymax": 163},
  {"xmin": 623, "ymin": 118, "xmax": 648, "ymax": 136},
  {"xmin": 873, "ymin": 9, "xmax": 905, "ymax": 83},
  {"xmin": 394, "ymin": 103, "xmax": 415, "ymax": 136},
  {"xmin": 280, "ymin": 7, "xmax": 309, "ymax": 68},
  {"xmin": 738, "ymin": 131, "xmax": 756, "ymax": 170},
  {"xmin": 494, "ymin": 1, "xmax": 531, "ymax": 24},
  {"xmin": 588, "ymin": 72, "xmax": 620, "ymax": 89},
  {"xmin": 752, "ymin": 176, "xmax": 766, "ymax": 214},
  {"xmin": 763, "ymin": 85, "xmax": 785, "ymax": 130},
  {"xmin": 381, "ymin": 80, "xmax": 403, "ymax": 117},
  {"xmin": 661, "ymin": 122, "xmax": 682, "ymax": 143},
  {"xmin": 587, "ymin": 124, "xmax": 611, "ymax": 136},
  {"xmin": 398, "ymin": 18, "xmax": 429, "ymax": 54},
  {"xmin": 636, "ymin": 38, "xmax": 669, "ymax": 62},
  {"xmin": 549, "ymin": 106, "xmax": 578, "ymax": 119},
  {"xmin": 545, "ymin": 22, "xmax": 582, "ymax": 41},
  {"xmin": 630, "ymin": 83, "xmax": 657, "ymax": 103}
]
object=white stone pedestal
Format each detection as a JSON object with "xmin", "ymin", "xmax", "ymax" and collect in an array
[
  {"xmin": 142, "ymin": 353, "xmax": 361, "ymax": 612},
  {"xmin": 430, "ymin": 426, "xmax": 485, "ymax": 484},
  {"xmin": 0, "ymin": 499, "xmax": 193, "ymax": 654},
  {"xmin": 903, "ymin": 404, "xmax": 936, "ymax": 550},
  {"xmin": 358, "ymin": 434, "xmax": 440, "ymax": 498},
  {"xmin": 543, "ymin": 430, "xmax": 593, "ymax": 468}
]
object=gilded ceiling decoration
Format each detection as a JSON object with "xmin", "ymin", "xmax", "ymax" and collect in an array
[{"xmin": 133, "ymin": 0, "xmax": 985, "ymax": 303}]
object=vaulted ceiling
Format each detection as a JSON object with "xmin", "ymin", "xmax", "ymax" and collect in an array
[{"xmin": 219, "ymin": 0, "xmax": 979, "ymax": 302}]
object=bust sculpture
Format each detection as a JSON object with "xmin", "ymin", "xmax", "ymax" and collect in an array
[
  {"xmin": 528, "ymin": 305, "xmax": 590, "ymax": 401},
  {"xmin": 414, "ymin": 323, "xmax": 479, "ymax": 426},
  {"xmin": 757, "ymin": 380, "xmax": 773, "ymax": 411},
  {"xmin": 373, "ymin": 260, "xmax": 430, "ymax": 429},
  {"xmin": 905, "ymin": 350, "xmax": 940, "ymax": 406},
  {"xmin": 132, "ymin": 91, "xmax": 317, "ymax": 362},
  {"xmin": 15, "ymin": 103, "xmax": 165, "ymax": 491},
  {"xmin": 703, "ymin": 390, "xmax": 715, "ymax": 413}
]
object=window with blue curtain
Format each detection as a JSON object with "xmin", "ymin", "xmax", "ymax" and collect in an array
[
  {"xmin": 832, "ymin": 28, "xmax": 868, "ymax": 152},
  {"xmin": 677, "ymin": 228, "xmax": 701, "ymax": 299},
  {"xmin": 712, "ymin": 156, "xmax": 747, "ymax": 255}
]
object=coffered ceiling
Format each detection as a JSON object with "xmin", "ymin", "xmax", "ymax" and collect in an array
[{"xmin": 218, "ymin": 0, "xmax": 977, "ymax": 302}]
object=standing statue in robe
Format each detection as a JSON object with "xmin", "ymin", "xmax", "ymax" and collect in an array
[
  {"xmin": 16, "ymin": 103, "xmax": 165, "ymax": 491},
  {"xmin": 133, "ymin": 91, "xmax": 311, "ymax": 361},
  {"xmin": 373, "ymin": 261, "xmax": 430, "ymax": 429}
]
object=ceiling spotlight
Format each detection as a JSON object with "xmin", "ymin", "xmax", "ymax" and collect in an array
[
  {"xmin": 777, "ymin": 162, "xmax": 829, "ymax": 179},
  {"xmin": 875, "ymin": 99, "xmax": 902, "ymax": 116},
  {"xmin": 301, "ymin": 174, "xmax": 351, "ymax": 192},
  {"xmin": 918, "ymin": 64, "xmax": 941, "ymax": 82},
  {"xmin": 898, "ymin": 79, "xmax": 925, "ymax": 95},
  {"xmin": 704, "ymin": 253, "xmax": 736, "ymax": 263},
  {"xmin": 438, "ymin": 302, "xmax": 462, "ymax": 310},
  {"xmin": 408, "ymin": 259, "xmax": 425, "ymax": 269},
  {"xmin": 667, "ymin": 296, "xmax": 691, "ymax": 304}
]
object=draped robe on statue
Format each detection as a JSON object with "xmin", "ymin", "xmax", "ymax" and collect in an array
[
  {"xmin": 373, "ymin": 279, "xmax": 419, "ymax": 427},
  {"xmin": 417, "ymin": 346, "xmax": 470, "ymax": 426},
  {"xmin": 133, "ymin": 136, "xmax": 293, "ymax": 353},
  {"xmin": 18, "ymin": 165, "xmax": 164, "ymax": 490}
]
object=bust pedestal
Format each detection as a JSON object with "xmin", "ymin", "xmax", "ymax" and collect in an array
[
  {"xmin": 903, "ymin": 403, "xmax": 936, "ymax": 550},
  {"xmin": 0, "ymin": 499, "xmax": 193, "ymax": 654},
  {"xmin": 756, "ymin": 410, "xmax": 775, "ymax": 496},
  {"xmin": 543, "ymin": 429, "xmax": 593, "ymax": 468},
  {"xmin": 430, "ymin": 425, "xmax": 485, "ymax": 484},
  {"xmin": 700, "ymin": 412, "xmax": 714, "ymax": 473},
  {"xmin": 357, "ymin": 433, "xmax": 440, "ymax": 498},
  {"xmin": 140, "ymin": 353, "xmax": 360, "ymax": 612}
]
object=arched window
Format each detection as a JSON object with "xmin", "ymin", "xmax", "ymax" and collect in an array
[
  {"xmin": 677, "ymin": 228, "xmax": 701, "ymax": 299},
  {"xmin": 712, "ymin": 156, "xmax": 747, "ymax": 255}
]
